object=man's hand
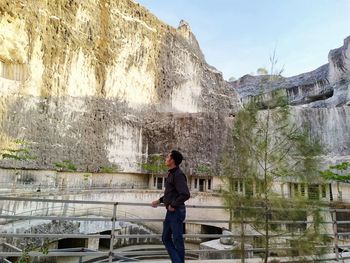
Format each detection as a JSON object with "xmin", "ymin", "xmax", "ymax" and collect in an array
[
  {"xmin": 167, "ymin": 205, "xmax": 176, "ymax": 212},
  {"xmin": 152, "ymin": 199, "xmax": 160, "ymax": 208}
]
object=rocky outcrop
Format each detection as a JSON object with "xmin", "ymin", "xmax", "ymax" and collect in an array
[
  {"xmin": 0, "ymin": 0, "xmax": 240, "ymax": 172},
  {"xmin": 144, "ymin": 112, "xmax": 233, "ymax": 172},
  {"xmin": 230, "ymin": 36, "xmax": 350, "ymax": 163},
  {"xmin": 231, "ymin": 36, "xmax": 350, "ymax": 108},
  {"xmin": 5, "ymin": 221, "xmax": 80, "ymax": 250}
]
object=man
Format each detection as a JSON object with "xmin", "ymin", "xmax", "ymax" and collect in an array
[{"xmin": 152, "ymin": 150, "xmax": 190, "ymax": 263}]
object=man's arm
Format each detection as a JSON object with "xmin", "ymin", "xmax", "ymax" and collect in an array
[
  {"xmin": 152, "ymin": 196, "xmax": 164, "ymax": 208},
  {"xmin": 171, "ymin": 172, "xmax": 190, "ymax": 208}
]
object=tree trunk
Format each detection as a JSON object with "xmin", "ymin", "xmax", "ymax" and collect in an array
[
  {"xmin": 229, "ymin": 208, "xmax": 233, "ymax": 231},
  {"xmin": 240, "ymin": 208, "xmax": 245, "ymax": 263},
  {"xmin": 264, "ymin": 205, "xmax": 269, "ymax": 263},
  {"xmin": 264, "ymin": 108, "xmax": 270, "ymax": 263}
]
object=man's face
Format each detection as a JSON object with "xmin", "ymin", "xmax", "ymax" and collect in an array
[{"xmin": 165, "ymin": 153, "xmax": 174, "ymax": 167}]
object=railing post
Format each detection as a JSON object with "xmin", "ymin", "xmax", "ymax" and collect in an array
[
  {"xmin": 109, "ymin": 202, "xmax": 118, "ymax": 263},
  {"xmin": 229, "ymin": 208, "xmax": 233, "ymax": 231},
  {"xmin": 332, "ymin": 209, "xmax": 339, "ymax": 261}
]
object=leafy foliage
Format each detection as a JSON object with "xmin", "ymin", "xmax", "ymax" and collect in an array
[
  {"xmin": 17, "ymin": 249, "xmax": 30, "ymax": 263},
  {"xmin": 16, "ymin": 241, "xmax": 49, "ymax": 263},
  {"xmin": 221, "ymin": 93, "xmax": 326, "ymax": 262},
  {"xmin": 100, "ymin": 164, "xmax": 122, "ymax": 173},
  {"xmin": 1, "ymin": 139, "xmax": 36, "ymax": 162},
  {"xmin": 53, "ymin": 160, "xmax": 77, "ymax": 172},
  {"xmin": 195, "ymin": 164, "xmax": 212, "ymax": 175},
  {"xmin": 320, "ymin": 162, "xmax": 350, "ymax": 181},
  {"xmin": 140, "ymin": 154, "xmax": 167, "ymax": 174}
]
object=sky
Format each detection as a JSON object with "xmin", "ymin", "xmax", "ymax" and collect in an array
[{"xmin": 137, "ymin": 0, "xmax": 350, "ymax": 80}]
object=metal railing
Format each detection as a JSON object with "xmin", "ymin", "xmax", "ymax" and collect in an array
[{"xmin": 1, "ymin": 197, "xmax": 350, "ymax": 262}]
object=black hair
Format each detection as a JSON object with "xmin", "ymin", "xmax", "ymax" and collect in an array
[{"xmin": 170, "ymin": 150, "xmax": 183, "ymax": 166}]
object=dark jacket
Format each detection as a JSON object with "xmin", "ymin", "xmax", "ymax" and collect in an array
[{"xmin": 159, "ymin": 166, "xmax": 190, "ymax": 208}]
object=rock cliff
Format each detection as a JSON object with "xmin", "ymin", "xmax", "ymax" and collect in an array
[
  {"xmin": 1, "ymin": 0, "xmax": 348, "ymax": 173},
  {"xmin": 0, "ymin": 0, "xmax": 240, "ymax": 172},
  {"xmin": 231, "ymin": 36, "xmax": 350, "ymax": 108},
  {"xmin": 230, "ymin": 36, "xmax": 350, "ymax": 164}
]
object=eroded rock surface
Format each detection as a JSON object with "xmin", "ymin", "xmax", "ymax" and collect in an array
[
  {"xmin": 231, "ymin": 37, "xmax": 350, "ymax": 108},
  {"xmin": 1, "ymin": 0, "xmax": 348, "ymax": 172},
  {"xmin": 230, "ymin": 36, "xmax": 350, "ymax": 163},
  {"xmin": 0, "ymin": 0, "xmax": 240, "ymax": 172}
]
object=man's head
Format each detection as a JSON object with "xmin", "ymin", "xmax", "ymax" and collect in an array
[{"xmin": 165, "ymin": 150, "xmax": 183, "ymax": 167}]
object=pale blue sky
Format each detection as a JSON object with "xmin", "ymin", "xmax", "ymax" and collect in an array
[{"xmin": 137, "ymin": 0, "xmax": 350, "ymax": 80}]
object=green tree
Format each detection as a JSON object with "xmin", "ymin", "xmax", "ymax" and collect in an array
[
  {"xmin": 221, "ymin": 94, "xmax": 327, "ymax": 262},
  {"xmin": 320, "ymin": 162, "xmax": 350, "ymax": 181},
  {"xmin": 229, "ymin": 76, "xmax": 236, "ymax": 82},
  {"xmin": 320, "ymin": 162, "xmax": 350, "ymax": 201}
]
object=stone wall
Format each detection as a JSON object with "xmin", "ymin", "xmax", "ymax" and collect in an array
[{"xmin": 0, "ymin": 168, "xmax": 149, "ymax": 194}]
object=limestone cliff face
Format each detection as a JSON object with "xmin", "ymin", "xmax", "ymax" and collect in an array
[
  {"xmin": 231, "ymin": 36, "xmax": 350, "ymax": 107},
  {"xmin": 230, "ymin": 36, "xmax": 350, "ymax": 164},
  {"xmin": 0, "ymin": 0, "xmax": 240, "ymax": 172}
]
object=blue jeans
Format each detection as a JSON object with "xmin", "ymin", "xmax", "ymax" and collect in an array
[{"xmin": 162, "ymin": 206, "xmax": 186, "ymax": 263}]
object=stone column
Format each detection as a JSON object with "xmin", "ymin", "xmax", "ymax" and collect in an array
[
  {"xmin": 149, "ymin": 174, "xmax": 153, "ymax": 189},
  {"xmin": 87, "ymin": 237, "xmax": 99, "ymax": 250}
]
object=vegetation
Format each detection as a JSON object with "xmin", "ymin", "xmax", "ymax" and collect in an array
[
  {"xmin": 1, "ymin": 139, "xmax": 36, "ymax": 192},
  {"xmin": 83, "ymin": 173, "xmax": 91, "ymax": 181},
  {"xmin": 53, "ymin": 160, "xmax": 77, "ymax": 172},
  {"xmin": 320, "ymin": 162, "xmax": 350, "ymax": 182},
  {"xmin": 140, "ymin": 154, "xmax": 168, "ymax": 175},
  {"xmin": 194, "ymin": 164, "xmax": 212, "ymax": 175},
  {"xmin": 100, "ymin": 164, "xmax": 122, "ymax": 173},
  {"xmin": 268, "ymin": 48, "xmax": 284, "ymax": 77},
  {"xmin": 320, "ymin": 162, "xmax": 350, "ymax": 201},
  {"xmin": 221, "ymin": 93, "xmax": 328, "ymax": 262},
  {"xmin": 1, "ymin": 139, "xmax": 36, "ymax": 163},
  {"xmin": 16, "ymin": 241, "xmax": 49, "ymax": 263},
  {"xmin": 257, "ymin": 67, "xmax": 268, "ymax": 75}
]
